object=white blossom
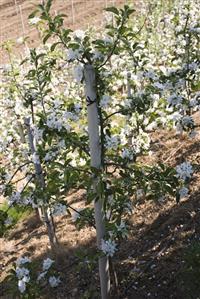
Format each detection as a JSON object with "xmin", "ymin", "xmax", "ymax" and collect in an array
[
  {"xmin": 167, "ymin": 94, "xmax": 182, "ymax": 107},
  {"xmin": 101, "ymin": 239, "xmax": 117, "ymax": 257},
  {"xmin": 15, "ymin": 267, "xmax": 30, "ymax": 280},
  {"xmin": 29, "ymin": 16, "xmax": 41, "ymax": 25},
  {"xmin": 136, "ymin": 189, "xmax": 144, "ymax": 199},
  {"xmin": 16, "ymin": 257, "xmax": 31, "ymax": 266},
  {"xmin": 49, "ymin": 276, "xmax": 61, "ymax": 288},
  {"xmin": 179, "ymin": 187, "xmax": 189, "ymax": 199},
  {"xmin": 115, "ymin": 221, "xmax": 128, "ymax": 238},
  {"xmin": 16, "ymin": 37, "xmax": 24, "ymax": 44},
  {"xmin": 18, "ymin": 280, "xmax": 26, "ymax": 293},
  {"xmin": 176, "ymin": 162, "xmax": 193, "ymax": 180},
  {"xmin": 105, "ymin": 135, "xmax": 120, "ymax": 150},
  {"xmin": 121, "ymin": 148, "xmax": 134, "ymax": 160},
  {"xmin": 42, "ymin": 258, "xmax": 54, "ymax": 271},
  {"xmin": 99, "ymin": 95, "xmax": 111, "ymax": 108},
  {"xmin": 153, "ymin": 82, "xmax": 165, "ymax": 90},
  {"xmin": 32, "ymin": 153, "xmax": 40, "ymax": 165},
  {"xmin": 66, "ymin": 48, "xmax": 80, "ymax": 61},
  {"xmin": 74, "ymin": 30, "xmax": 85, "ymax": 40},
  {"xmin": 52, "ymin": 203, "xmax": 66, "ymax": 217},
  {"xmin": 181, "ymin": 115, "xmax": 194, "ymax": 127},
  {"xmin": 8, "ymin": 192, "xmax": 21, "ymax": 206}
]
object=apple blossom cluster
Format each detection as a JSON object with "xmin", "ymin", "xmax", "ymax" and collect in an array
[
  {"xmin": 14, "ymin": 256, "xmax": 60, "ymax": 295},
  {"xmin": 179, "ymin": 186, "xmax": 189, "ymax": 199},
  {"xmin": 176, "ymin": 162, "xmax": 193, "ymax": 181},
  {"xmin": 15, "ymin": 257, "xmax": 31, "ymax": 294},
  {"xmin": 51, "ymin": 203, "xmax": 67, "ymax": 217},
  {"xmin": 8, "ymin": 192, "xmax": 21, "ymax": 206},
  {"xmin": 101, "ymin": 239, "xmax": 117, "ymax": 257}
]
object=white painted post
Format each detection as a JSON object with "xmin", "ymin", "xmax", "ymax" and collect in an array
[
  {"xmin": 19, "ymin": 5, "xmax": 26, "ymax": 38},
  {"xmin": 71, "ymin": 0, "xmax": 75, "ymax": 25},
  {"xmin": 0, "ymin": 23, "xmax": 2, "ymax": 66},
  {"xmin": 14, "ymin": 0, "xmax": 19, "ymax": 13},
  {"xmin": 17, "ymin": 4, "xmax": 29, "ymax": 52},
  {"xmin": 84, "ymin": 65, "xmax": 110, "ymax": 299}
]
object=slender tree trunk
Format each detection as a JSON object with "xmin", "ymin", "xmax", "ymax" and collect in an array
[
  {"xmin": 24, "ymin": 117, "xmax": 58, "ymax": 250},
  {"xmin": 84, "ymin": 64, "xmax": 110, "ymax": 299},
  {"xmin": 17, "ymin": 120, "xmax": 26, "ymax": 143}
]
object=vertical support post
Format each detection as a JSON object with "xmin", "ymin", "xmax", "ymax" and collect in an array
[
  {"xmin": 18, "ymin": 4, "xmax": 29, "ymax": 51},
  {"xmin": 71, "ymin": 0, "xmax": 75, "ymax": 25},
  {"xmin": 84, "ymin": 65, "xmax": 110, "ymax": 299},
  {"xmin": 0, "ymin": 22, "xmax": 2, "ymax": 66},
  {"xmin": 14, "ymin": 0, "xmax": 19, "ymax": 15},
  {"xmin": 19, "ymin": 5, "xmax": 26, "ymax": 38}
]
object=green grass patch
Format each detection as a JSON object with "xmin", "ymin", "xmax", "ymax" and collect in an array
[{"xmin": 0, "ymin": 201, "xmax": 32, "ymax": 236}]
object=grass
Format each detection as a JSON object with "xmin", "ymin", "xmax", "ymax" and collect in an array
[{"xmin": 0, "ymin": 201, "xmax": 32, "ymax": 236}]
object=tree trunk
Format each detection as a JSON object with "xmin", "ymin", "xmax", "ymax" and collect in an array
[
  {"xmin": 24, "ymin": 117, "xmax": 58, "ymax": 250},
  {"xmin": 84, "ymin": 64, "xmax": 110, "ymax": 299}
]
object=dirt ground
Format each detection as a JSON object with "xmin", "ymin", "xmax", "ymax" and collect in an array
[
  {"xmin": 1, "ymin": 125, "xmax": 200, "ymax": 299},
  {"xmin": 0, "ymin": 0, "xmax": 127, "ymax": 64}
]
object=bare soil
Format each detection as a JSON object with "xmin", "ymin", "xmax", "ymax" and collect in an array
[{"xmin": 0, "ymin": 0, "xmax": 126, "ymax": 63}]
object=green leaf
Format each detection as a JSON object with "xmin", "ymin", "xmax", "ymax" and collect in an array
[
  {"xmin": 37, "ymin": 4, "xmax": 45, "ymax": 12},
  {"xmin": 58, "ymin": 14, "xmax": 67, "ymax": 18},
  {"xmin": 20, "ymin": 58, "xmax": 29, "ymax": 65},
  {"xmin": 50, "ymin": 42, "xmax": 61, "ymax": 51},
  {"xmin": 28, "ymin": 69, "xmax": 36, "ymax": 77},
  {"xmin": 28, "ymin": 10, "xmax": 38, "ymax": 19},
  {"xmin": 36, "ymin": 53, "xmax": 46, "ymax": 60},
  {"xmin": 46, "ymin": 0, "xmax": 53, "ymax": 12},
  {"xmin": 43, "ymin": 32, "xmax": 52, "ymax": 44},
  {"xmin": 191, "ymin": 81, "xmax": 200, "ymax": 92},
  {"xmin": 104, "ymin": 7, "xmax": 119, "ymax": 15}
]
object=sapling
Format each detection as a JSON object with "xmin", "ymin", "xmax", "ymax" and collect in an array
[{"xmin": 24, "ymin": 117, "xmax": 58, "ymax": 250}]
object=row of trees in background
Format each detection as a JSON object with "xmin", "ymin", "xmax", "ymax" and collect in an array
[{"xmin": 0, "ymin": 0, "xmax": 199, "ymax": 297}]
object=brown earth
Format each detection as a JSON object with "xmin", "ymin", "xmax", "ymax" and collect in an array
[
  {"xmin": 0, "ymin": 0, "xmax": 127, "ymax": 64},
  {"xmin": 1, "ymin": 127, "xmax": 200, "ymax": 299}
]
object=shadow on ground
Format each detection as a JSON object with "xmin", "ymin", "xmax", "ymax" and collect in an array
[{"xmin": 1, "ymin": 189, "xmax": 200, "ymax": 299}]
